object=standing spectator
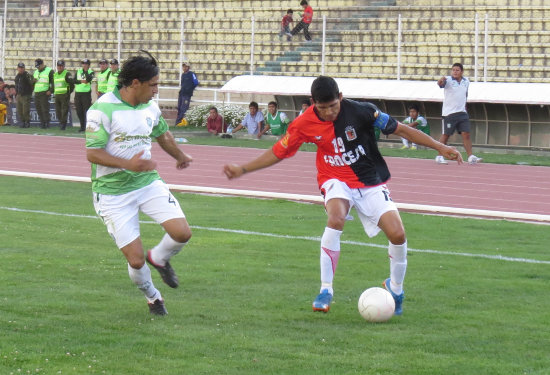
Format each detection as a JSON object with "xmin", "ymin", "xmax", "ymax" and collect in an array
[
  {"xmin": 436, "ymin": 63, "xmax": 482, "ymax": 164},
  {"xmin": 223, "ymin": 76, "xmax": 463, "ymax": 315},
  {"xmin": 400, "ymin": 104, "xmax": 430, "ymax": 150},
  {"xmin": 85, "ymin": 53, "xmax": 194, "ymax": 315},
  {"xmin": 288, "ymin": 0, "xmax": 313, "ymax": 42},
  {"xmin": 175, "ymin": 61, "xmax": 199, "ymax": 126},
  {"xmin": 278, "ymin": 9, "xmax": 293, "ymax": 41},
  {"xmin": 106, "ymin": 58, "xmax": 121, "ymax": 93},
  {"xmin": 74, "ymin": 58, "xmax": 94, "ymax": 132},
  {"xmin": 32, "ymin": 58, "xmax": 54, "ymax": 129},
  {"xmin": 231, "ymin": 101, "xmax": 264, "ymax": 135},
  {"xmin": 73, "ymin": 0, "xmax": 86, "ymax": 6},
  {"xmin": 14, "ymin": 62, "xmax": 33, "ymax": 128},
  {"xmin": 0, "ymin": 78, "xmax": 7, "ymax": 125},
  {"xmin": 96, "ymin": 59, "xmax": 110, "ymax": 98},
  {"xmin": 206, "ymin": 106, "xmax": 226, "ymax": 135},
  {"xmin": 258, "ymin": 101, "xmax": 289, "ymax": 138},
  {"xmin": 53, "ymin": 60, "xmax": 73, "ymax": 130}
]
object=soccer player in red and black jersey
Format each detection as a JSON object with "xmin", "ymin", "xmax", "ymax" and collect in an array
[{"xmin": 223, "ymin": 76, "xmax": 462, "ymax": 315}]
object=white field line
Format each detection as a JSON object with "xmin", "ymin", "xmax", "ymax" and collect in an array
[
  {"xmin": 1, "ymin": 169, "xmax": 550, "ymax": 223},
  {"xmin": 1, "ymin": 206, "xmax": 549, "ymax": 265}
]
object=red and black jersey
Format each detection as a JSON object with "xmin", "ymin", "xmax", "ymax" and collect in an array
[{"xmin": 272, "ymin": 99, "xmax": 398, "ymax": 189}]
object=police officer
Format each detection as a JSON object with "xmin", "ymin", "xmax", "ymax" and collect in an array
[
  {"xmin": 53, "ymin": 60, "xmax": 74, "ymax": 130},
  {"xmin": 74, "ymin": 58, "xmax": 94, "ymax": 132},
  {"xmin": 33, "ymin": 58, "xmax": 54, "ymax": 129},
  {"xmin": 14, "ymin": 62, "xmax": 33, "ymax": 128},
  {"xmin": 106, "ymin": 58, "xmax": 121, "ymax": 93},
  {"xmin": 96, "ymin": 58, "xmax": 110, "ymax": 98}
]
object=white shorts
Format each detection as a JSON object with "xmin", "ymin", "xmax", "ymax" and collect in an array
[
  {"xmin": 321, "ymin": 179, "xmax": 398, "ymax": 238},
  {"xmin": 93, "ymin": 180, "xmax": 185, "ymax": 248}
]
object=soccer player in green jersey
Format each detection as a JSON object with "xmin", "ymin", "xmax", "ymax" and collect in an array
[{"xmin": 85, "ymin": 52, "xmax": 193, "ymax": 315}]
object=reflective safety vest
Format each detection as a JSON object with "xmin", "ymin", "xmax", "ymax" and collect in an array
[
  {"xmin": 33, "ymin": 66, "xmax": 52, "ymax": 93},
  {"xmin": 53, "ymin": 70, "xmax": 69, "ymax": 95},
  {"xmin": 97, "ymin": 69, "xmax": 110, "ymax": 93},
  {"xmin": 106, "ymin": 69, "xmax": 120, "ymax": 93},
  {"xmin": 75, "ymin": 68, "xmax": 93, "ymax": 93}
]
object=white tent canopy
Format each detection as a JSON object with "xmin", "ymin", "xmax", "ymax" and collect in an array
[{"xmin": 220, "ymin": 75, "xmax": 550, "ymax": 105}]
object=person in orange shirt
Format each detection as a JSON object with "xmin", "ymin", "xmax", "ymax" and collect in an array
[{"xmin": 287, "ymin": 0, "xmax": 313, "ymax": 42}]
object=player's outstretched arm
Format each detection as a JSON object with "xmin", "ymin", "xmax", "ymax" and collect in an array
[
  {"xmin": 223, "ymin": 148, "xmax": 282, "ymax": 179},
  {"xmin": 394, "ymin": 123, "xmax": 463, "ymax": 164},
  {"xmin": 156, "ymin": 131, "xmax": 193, "ymax": 170}
]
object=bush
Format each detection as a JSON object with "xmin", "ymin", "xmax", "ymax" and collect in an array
[{"xmin": 185, "ymin": 104, "xmax": 248, "ymax": 129}]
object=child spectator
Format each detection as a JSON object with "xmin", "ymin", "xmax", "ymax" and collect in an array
[
  {"xmin": 279, "ymin": 9, "xmax": 293, "ymax": 41},
  {"xmin": 288, "ymin": 0, "xmax": 313, "ymax": 42}
]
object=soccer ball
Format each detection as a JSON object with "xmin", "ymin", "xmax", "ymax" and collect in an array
[{"xmin": 357, "ymin": 287, "xmax": 395, "ymax": 322}]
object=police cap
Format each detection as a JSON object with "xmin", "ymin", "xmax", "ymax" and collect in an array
[
  {"xmin": 34, "ymin": 58, "xmax": 44, "ymax": 67},
  {"xmin": 17, "ymin": 62, "xmax": 25, "ymax": 68},
  {"xmin": 57, "ymin": 60, "xmax": 65, "ymax": 66},
  {"xmin": 81, "ymin": 58, "xmax": 91, "ymax": 65},
  {"xmin": 99, "ymin": 58, "xmax": 108, "ymax": 64},
  {"xmin": 109, "ymin": 58, "xmax": 119, "ymax": 65}
]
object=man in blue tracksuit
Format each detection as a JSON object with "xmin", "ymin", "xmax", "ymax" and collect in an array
[{"xmin": 175, "ymin": 61, "xmax": 199, "ymax": 126}]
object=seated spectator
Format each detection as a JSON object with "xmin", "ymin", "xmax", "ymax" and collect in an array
[
  {"xmin": 400, "ymin": 104, "xmax": 430, "ymax": 150},
  {"xmin": 206, "ymin": 106, "xmax": 226, "ymax": 135},
  {"xmin": 231, "ymin": 101, "xmax": 264, "ymax": 135},
  {"xmin": 298, "ymin": 99, "xmax": 310, "ymax": 116},
  {"xmin": 258, "ymin": 101, "xmax": 289, "ymax": 138}
]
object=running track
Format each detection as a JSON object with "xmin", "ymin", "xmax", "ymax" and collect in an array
[{"xmin": 1, "ymin": 133, "xmax": 549, "ymax": 222}]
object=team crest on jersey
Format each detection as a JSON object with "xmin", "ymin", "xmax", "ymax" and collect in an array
[
  {"xmin": 146, "ymin": 117, "xmax": 153, "ymax": 129},
  {"xmin": 345, "ymin": 126, "xmax": 357, "ymax": 141},
  {"xmin": 280, "ymin": 133, "xmax": 289, "ymax": 148}
]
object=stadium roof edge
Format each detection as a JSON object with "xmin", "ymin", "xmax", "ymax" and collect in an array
[{"xmin": 220, "ymin": 75, "xmax": 550, "ymax": 105}]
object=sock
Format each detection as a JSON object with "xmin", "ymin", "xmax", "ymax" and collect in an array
[
  {"xmin": 150, "ymin": 233, "xmax": 187, "ymax": 266},
  {"xmin": 127, "ymin": 263, "xmax": 161, "ymax": 303},
  {"xmin": 402, "ymin": 138, "xmax": 408, "ymax": 147},
  {"xmin": 319, "ymin": 227, "xmax": 342, "ymax": 295},
  {"xmin": 388, "ymin": 240, "xmax": 407, "ymax": 295}
]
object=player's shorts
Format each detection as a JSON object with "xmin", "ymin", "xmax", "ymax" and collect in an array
[
  {"xmin": 442, "ymin": 111, "xmax": 471, "ymax": 135},
  {"xmin": 320, "ymin": 179, "xmax": 398, "ymax": 238},
  {"xmin": 93, "ymin": 180, "xmax": 185, "ymax": 249}
]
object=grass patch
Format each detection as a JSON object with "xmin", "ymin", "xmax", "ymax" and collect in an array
[{"xmin": 0, "ymin": 176, "xmax": 549, "ymax": 374}]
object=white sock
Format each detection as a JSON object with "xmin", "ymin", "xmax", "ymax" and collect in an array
[
  {"xmin": 150, "ymin": 233, "xmax": 187, "ymax": 266},
  {"xmin": 127, "ymin": 263, "xmax": 161, "ymax": 303},
  {"xmin": 320, "ymin": 227, "xmax": 342, "ymax": 295},
  {"xmin": 401, "ymin": 138, "xmax": 408, "ymax": 147},
  {"xmin": 388, "ymin": 240, "xmax": 407, "ymax": 295}
]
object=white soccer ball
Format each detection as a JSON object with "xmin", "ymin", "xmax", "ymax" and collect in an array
[{"xmin": 357, "ymin": 287, "xmax": 395, "ymax": 322}]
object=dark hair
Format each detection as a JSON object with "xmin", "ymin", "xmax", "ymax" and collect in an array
[
  {"xmin": 311, "ymin": 76, "xmax": 340, "ymax": 103},
  {"xmin": 118, "ymin": 50, "xmax": 159, "ymax": 87},
  {"xmin": 268, "ymin": 101, "xmax": 277, "ymax": 107},
  {"xmin": 0, "ymin": 77, "xmax": 3, "ymax": 82},
  {"xmin": 452, "ymin": 62, "xmax": 464, "ymax": 71},
  {"xmin": 249, "ymin": 101, "xmax": 259, "ymax": 109},
  {"xmin": 287, "ymin": 9, "xmax": 293, "ymax": 13},
  {"xmin": 408, "ymin": 104, "xmax": 420, "ymax": 112},
  {"xmin": 209, "ymin": 106, "xmax": 218, "ymax": 113},
  {"xmin": 300, "ymin": 0, "xmax": 308, "ymax": 5},
  {"xmin": 301, "ymin": 99, "xmax": 310, "ymax": 106}
]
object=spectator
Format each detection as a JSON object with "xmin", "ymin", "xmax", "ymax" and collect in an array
[
  {"xmin": 53, "ymin": 60, "xmax": 74, "ymax": 130},
  {"xmin": 258, "ymin": 101, "xmax": 289, "ymax": 138},
  {"xmin": 32, "ymin": 58, "xmax": 54, "ymax": 129},
  {"xmin": 73, "ymin": 0, "xmax": 86, "ymax": 6},
  {"xmin": 436, "ymin": 62, "xmax": 482, "ymax": 164},
  {"xmin": 287, "ymin": 0, "xmax": 313, "ymax": 42},
  {"xmin": 96, "ymin": 59, "xmax": 110, "ymax": 98},
  {"xmin": 14, "ymin": 62, "xmax": 33, "ymax": 128},
  {"xmin": 400, "ymin": 104, "xmax": 430, "ymax": 150},
  {"xmin": 0, "ymin": 78, "xmax": 7, "ymax": 125},
  {"xmin": 175, "ymin": 61, "xmax": 199, "ymax": 126},
  {"xmin": 231, "ymin": 101, "xmax": 265, "ymax": 136},
  {"xmin": 298, "ymin": 99, "xmax": 310, "ymax": 116},
  {"xmin": 206, "ymin": 106, "xmax": 226, "ymax": 135},
  {"xmin": 8, "ymin": 85, "xmax": 17, "ymax": 104},
  {"xmin": 279, "ymin": 9, "xmax": 293, "ymax": 41},
  {"xmin": 106, "ymin": 58, "xmax": 121, "ymax": 93},
  {"xmin": 74, "ymin": 58, "xmax": 94, "ymax": 132}
]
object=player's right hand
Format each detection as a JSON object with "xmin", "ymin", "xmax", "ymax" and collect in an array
[
  {"xmin": 127, "ymin": 150, "xmax": 157, "ymax": 172},
  {"xmin": 223, "ymin": 164, "xmax": 244, "ymax": 179}
]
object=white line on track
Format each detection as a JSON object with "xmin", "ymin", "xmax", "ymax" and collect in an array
[{"xmin": 2, "ymin": 206, "xmax": 549, "ymax": 265}]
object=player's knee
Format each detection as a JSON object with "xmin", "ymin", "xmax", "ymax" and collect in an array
[
  {"xmin": 128, "ymin": 258, "xmax": 145, "ymax": 269},
  {"xmin": 388, "ymin": 229, "xmax": 406, "ymax": 245},
  {"xmin": 327, "ymin": 214, "xmax": 346, "ymax": 231},
  {"xmin": 171, "ymin": 228, "xmax": 192, "ymax": 244}
]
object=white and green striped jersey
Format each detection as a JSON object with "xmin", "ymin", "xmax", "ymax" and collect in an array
[{"xmin": 85, "ymin": 88, "xmax": 168, "ymax": 195}]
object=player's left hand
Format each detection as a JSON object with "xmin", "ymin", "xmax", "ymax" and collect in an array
[
  {"xmin": 441, "ymin": 145, "xmax": 463, "ymax": 164},
  {"xmin": 176, "ymin": 152, "xmax": 193, "ymax": 169}
]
